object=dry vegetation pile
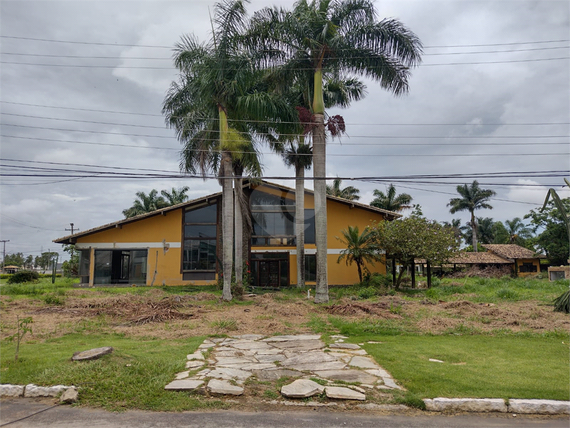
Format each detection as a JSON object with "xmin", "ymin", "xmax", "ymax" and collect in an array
[
  {"xmin": 1, "ymin": 284, "xmax": 568, "ymax": 341},
  {"xmin": 35, "ymin": 295, "xmax": 196, "ymax": 325},
  {"xmin": 448, "ymin": 265, "xmax": 512, "ymax": 278}
]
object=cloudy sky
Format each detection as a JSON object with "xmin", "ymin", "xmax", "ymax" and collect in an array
[{"xmin": 1, "ymin": 0, "xmax": 569, "ymax": 261}]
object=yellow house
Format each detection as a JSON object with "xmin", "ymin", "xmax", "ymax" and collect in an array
[{"xmin": 54, "ymin": 181, "xmax": 399, "ymax": 287}]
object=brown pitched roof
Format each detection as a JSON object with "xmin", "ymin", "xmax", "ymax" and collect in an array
[
  {"xmin": 482, "ymin": 244, "xmax": 542, "ymax": 260},
  {"xmin": 449, "ymin": 252, "xmax": 512, "ymax": 265}
]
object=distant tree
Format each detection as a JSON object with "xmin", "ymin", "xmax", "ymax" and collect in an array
[
  {"xmin": 448, "ymin": 181, "xmax": 496, "ymax": 252},
  {"xmin": 409, "ymin": 204, "xmax": 423, "ymax": 218},
  {"xmin": 34, "ymin": 252, "xmax": 58, "ymax": 272},
  {"xmin": 504, "ymin": 217, "xmax": 533, "ymax": 245},
  {"xmin": 526, "ymin": 197, "xmax": 570, "ymax": 266},
  {"xmin": 337, "ymin": 226, "xmax": 380, "ymax": 283},
  {"xmin": 373, "ymin": 217, "xmax": 460, "ymax": 288},
  {"xmin": 25, "ymin": 255, "xmax": 34, "ymax": 269},
  {"xmin": 492, "ymin": 221, "xmax": 510, "ymax": 244},
  {"xmin": 326, "ymin": 178, "xmax": 360, "ymax": 201},
  {"xmin": 370, "ymin": 184, "xmax": 413, "ymax": 212},
  {"xmin": 61, "ymin": 245, "xmax": 79, "ymax": 277},
  {"xmin": 3, "ymin": 252, "xmax": 25, "ymax": 267},
  {"xmin": 441, "ymin": 219, "xmax": 463, "ymax": 245},
  {"xmin": 122, "ymin": 189, "xmax": 167, "ymax": 218},
  {"xmin": 160, "ymin": 186, "xmax": 190, "ymax": 206}
]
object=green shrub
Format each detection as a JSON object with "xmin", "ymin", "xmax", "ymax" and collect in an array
[
  {"xmin": 7, "ymin": 271, "xmax": 39, "ymax": 284},
  {"xmin": 358, "ymin": 286, "xmax": 377, "ymax": 300},
  {"xmin": 496, "ymin": 288, "xmax": 519, "ymax": 300},
  {"xmin": 43, "ymin": 294, "xmax": 65, "ymax": 305}
]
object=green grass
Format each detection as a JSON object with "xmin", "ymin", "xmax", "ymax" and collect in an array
[
  {"xmin": 422, "ymin": 277, "xmax": 568, "ymax": 304},
  {"xmin": 0, "ymin": 333, "xmax": 227, "ymax": 411},
  {"xmin": 363, "ymin": 335, "xmax": 570, "ymax": 401},
  {"xmin": 0, "ymin": 277, "xmax": 79, "ymax": 297}
]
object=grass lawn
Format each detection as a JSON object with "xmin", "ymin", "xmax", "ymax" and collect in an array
[
  {"xmin": 363, "ymin": 335, "xmax": 570, "ymax": 401},
  {"xmin": 0, "ymin": 333, "xmax": 227, "ymax": 411}
]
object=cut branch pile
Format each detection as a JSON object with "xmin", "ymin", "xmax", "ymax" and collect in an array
[{"xmin": 35, "ymin": 295, "xmax": 194, "ymax": 325}]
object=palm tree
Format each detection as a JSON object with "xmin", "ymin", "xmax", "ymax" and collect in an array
[
  {"xmin": 122, "ymin": 189, "xmax": 166, "ymax": 218},
  {"xmin": 370, "ymin": 184, "xmax": 412, "ymax": 212},
  {"xmin": 247, "ymin": 0, "xmax": 422, "ymax": 302},
  {"xmin": 163, "ymin": 1, "xmax": 293, "ymax": 300},
  {"xmin": 326, "ymin": 178, "xmax": 360, "ymax": 201},
  {"xmin": 337, "ymin": 226, "xmax": 379, "ymax": 283},
  {"xmin": 161, "ymin": 186, "xmax": 190, "ymax": 206},
  {"xmin": 448, "ymin": 181, "xmax": 497, "ymax": 252},
  {"xmin": 504, "ymin": 217, "xmax": 533, "ymax": 245},
  {"xmin": 442, "ymin": 218, "xmax": 463, "ymax": 245}
]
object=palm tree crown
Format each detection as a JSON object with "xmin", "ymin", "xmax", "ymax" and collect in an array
[
  {"xmin": 447, "ymin": 181, "xmax": 497, "ymax": 252},
  {"xmin": 326, "ymin": 178, "xmax": 360, "ymax": 201},
  {"xmin": 123, "ymin": 189, "xmax": 167, "ymax": 218},
  {"xmin": 370, "ymin": 184, "xmax": 413, "ymax": 212},
  {"xmin": 337, "ymin": 225, "xmax": 379, "ymax": 283},
  {"xmin": 247, "ymin": 0, "xmax": 422, "ymax": 303}
]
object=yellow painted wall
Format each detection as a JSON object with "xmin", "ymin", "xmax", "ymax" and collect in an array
[
  {"xmin": 76, "ymin": 209, "xmax": 194, "ymax": 286},
  {"xmin": 253, "ymin": 194, "xmax": 388, "ymax": 286},
  {"xmin": 515, "ymin": 258, "xmax": 541, "ymax": 277},
  {"xmin": 76, "ymin": 184, "xmax": 389, "ymax": 287}
]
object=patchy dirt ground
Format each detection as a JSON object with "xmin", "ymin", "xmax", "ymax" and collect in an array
[{"xmin": 1, "ymin": 287, "xmax": 568, "ymax": 342}]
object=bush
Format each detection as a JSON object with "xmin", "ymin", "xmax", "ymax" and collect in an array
[
  {"xmin": 553, "ymin": 290, "xmax": 570, "ymax": 313},
  {"xmin": 7, "ymin": 270, "xmax": 39, "ymax": 284},
  {"xmin": 357, "ymin": 286, "xmax": 377, "ymax": 300}
]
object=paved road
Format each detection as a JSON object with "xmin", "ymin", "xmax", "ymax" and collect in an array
[{"xmin": 1, "ymin": 400, "xmax": 568, "ymax": 428}]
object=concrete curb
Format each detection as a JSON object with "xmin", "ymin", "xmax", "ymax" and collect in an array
[
  {"xmin": 423, "ymin": 397, "xmax": 570, "ymax": 415},
  {"xmin": 1, "ymin": 384, "xmax": 76, "ymax": 399}
]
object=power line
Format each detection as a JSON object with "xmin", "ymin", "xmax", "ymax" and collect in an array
[
  {"xmin": 3, "ymin": 135, "xmax": 568, "ymax": 152},
  {"xmin": 2, "ymin": 34, "xmax": 567, "ymax": 49},
  {"xmin": 2, "ymin": 56, "xmax": 569, "ymax": 69},
  {"xmin": 3, "ymin": 101, "xmax": 569, "ymax": 127},
  {"xmin": 3, "ymin": 123, "xmax": 568, "ymax": 141},
  {"xmin": 2, "ymin": 45, "xmax": 568, "ymax": 60}
]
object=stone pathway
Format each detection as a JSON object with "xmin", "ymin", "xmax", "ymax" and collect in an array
[{"xmin": 164, "ymin": 334, "xmax": 402, "ymax": 401}]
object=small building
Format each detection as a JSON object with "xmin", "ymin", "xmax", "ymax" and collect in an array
[
  {"xmin": 548, "ymin": 266, "xmax": 570, "ymax": 281},
  {"xmin": 54, "ymin": 181, "xmax": 399, "ymax": 287},
  {"xmin": 3, "ymin": 265, "xmax": 20, "ymax": 274},
  {"xmin": 482, "ymin": 244, "xmax": 543, "ymax": 277},
  {"xmin": 442, "ymin": 244, "xmax": 543, "ymax": 277}
]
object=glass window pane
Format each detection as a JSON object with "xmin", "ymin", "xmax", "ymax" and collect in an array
[
  {"xmin": 94, "ymin": 250, "xmax": 112, "ymax": 284},
  {"xmin": 304, "ymin": 209, "xmax": 315, "ymax": 244},
  {"xmin": 251, "ymin": 191, "xmax": 294, "ymax": 209},
  {"xmin": 185, "ymin": 203, "xmax": 217, "ymax": 224},
  {"xmin": 185, "ymin": 224, "xmax": 216, "ymax": 238},
  {"xmin": 129, "ymin": 250, "xmax": 147, "ymax": 284},
  {"xmin": 79, "ymin": 249, "xmax": 90, "ymax": 276},
  {"xmin": 184, "ymin": 239, "xmax": 216, "ymax": 271}
]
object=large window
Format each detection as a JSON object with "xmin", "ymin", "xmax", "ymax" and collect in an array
[
  {"xmin": 183, "ymin": 203, "xmax": 217, "ymax": 271},
  {"xmin": 250, "ymin": 191, "xmax": 315, "ymax": 246},
  {"xmin": 93, "ymin": 249, "xmax": 147, "ymax": 285},
  {"xmin": 305, "ymin": 254, "xmax": 317, "ymax": 282}
]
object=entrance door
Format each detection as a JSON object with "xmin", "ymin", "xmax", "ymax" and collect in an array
[{"xmin": 252, "ymin": 253, "xmax": 289, "ymax": 288}]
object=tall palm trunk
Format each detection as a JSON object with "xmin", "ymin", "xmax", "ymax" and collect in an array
[
  {"xmin": 295, "ymin": 164, "xmax": 305, "ymax": 289},
  {"xmin": 234, "ymin": 177, "xmax": 245, "ymax": 290},
  {"xmin": 219, "ymin": 106, "xmax": 233, "ymax": 301},
  {"xmin": 313, "ymin": 63, "xmax": 328, "ymax": 303},
  {"xmin": 471, "ymin": 211, "xmax": 478, "ymax": 252}
]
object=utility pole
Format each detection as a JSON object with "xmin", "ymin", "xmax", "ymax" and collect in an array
[
  {"xmin": 65, "ymin": 223, "xmax": 78, "ymax": 235},
  {"xmin": 0, "ymin": 240, "xmax": 9, "ymax": 268}
]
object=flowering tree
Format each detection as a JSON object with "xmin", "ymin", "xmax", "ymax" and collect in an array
[{"xmin": 373, "ymin": 217, "xmax": 460, "ymax": 288}]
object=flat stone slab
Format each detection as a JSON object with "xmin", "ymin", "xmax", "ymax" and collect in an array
[
  {"xmin": 314, "ymin": 369, "xmax": 378, "ymax": 385},
  {"xmin": 252, "ymin": 369, "xmax": 303, "ymax": 381},
  {"xmin": 164, "ymin": 379, "xmax": 204, "ymax": 391},
  {"xmin": 325, "ymin": 386, "xmax": 366, "ymax": 401},
  {"xmin": 232, "ymin": 334, "xmax": 265, "ymax": 340},
  {"xmin": 71, "ymin": 347, "xmax": 113, "ymax": 361},
  {"xmin": 424, "ymin": 398, "xmax": 507, "ymax": 413},
  {"xmin": 280, "ymin": 351, "xmax": 338, "ymax": 367},
  {"xmin": 208, "ymin": 367, "xmax": 252, "ymax": 381},
  {"xmin": 207, "ymin": 379, "xmax": 243, "ymax": 396},
  {"xmin": 281, "ymin": 379, "xmax": 325, "ymax": 398},
  {"xmin": 175, "ymin": 371, "xmax": 190, "ymax": 380},
  {"xmin": 227, "ymin": 341, "xmax": 274, "ymax": 351},
  {"xmin": 381, "ymin": 378, "xmax": 402, "ymax": 390},
  {"xmin": 185, "ymin": 360, "xmax": 205, "ymax": 369},
  {"xmin": 186, "ymin": 351, "xmax": 205, "ymax": 361},
  {"xmin": 214, "ymin": 356, "xmax": 257, "ymax": 366},
  {"xmin": 270, "ymin": 339, "xmax": 324, "ymax": 351},
  {"xmin": 263, "ymin": 334, "xmax": 321, "ymax": 342},
  {"xmin": 0, "ymin": 384, "xmax": 24, "ymax": 397},
  {"xmin": 349, "ymin": 356, "xmax": 380, "ymax": 369},
  {"xmin": 329, "ymin": 343, "xmax": 361, "ymax": 350},
  {"xmin": 508, "ymin": 399, "xmax": 570, "ymax": 414}
]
